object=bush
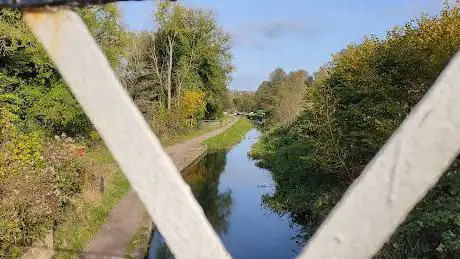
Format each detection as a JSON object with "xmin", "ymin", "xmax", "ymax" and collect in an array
[
  {"xmin": 29, "ymin": 84, "xmax": 91, "ymax": 136},
  {"xmin": 0, "ymin": 112, "xmax": 87, "ymax": 257},
  {"xmin": 251, "ymin": 4, "xmax": 460, "ymax": 257},
  {"xmin": 180, "ymin": 90, "xmax": 206, "ymax": 126}
]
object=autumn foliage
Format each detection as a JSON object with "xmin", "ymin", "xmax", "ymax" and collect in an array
[
  {"xmin": 251, "ymin": 3, "xmax": 460, "ymax": 257},
  {"xmin": 180, "ymin": 90, "xmax": 206, "ymax": 126},
  {"xmin": 0, "ymin": 6, "xmax": 127, "ymax": 257}
]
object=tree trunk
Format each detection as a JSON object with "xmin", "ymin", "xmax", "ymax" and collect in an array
[
  {"xmin": 176, "ymin": 47, "xmax": 195, "ymax": 109},
  {"xmin": 177, "ymin": 83, "xmax": 181, "ymax": 108},
  {"xmin": 167, "ymin": 36, "xmax": 174, "ymax": 110},
  {"xmin": 149, "ymin": 34, "xmax": 165, "ymax": 108}
]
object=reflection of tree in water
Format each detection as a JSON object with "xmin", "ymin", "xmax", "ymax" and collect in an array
[
  {"xmin": 261, "ymin": 193, "xmax": 310, "ymax": 246},
  {"xmin": 152, "ymin": 151, "xmax": 232, "ymax": 259},
  {"xmin": 184, "ymin": 151, "xmax": 232, "ymax": 234}
]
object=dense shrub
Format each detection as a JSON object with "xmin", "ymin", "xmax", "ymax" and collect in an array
[
  {"xmin": 0, "ymin": 121, "xmax": 87, "ymax": 257},
  {"xmin": 0, "ymin": 1, "xmax": 232, "ymax": 256},
  {"xmin": 251, "ymin": 4, "xmax": 460, "ymax": 257},
  {"xmin": 0, "ymin": 5, "xmax": 127, "ymax": 256}
]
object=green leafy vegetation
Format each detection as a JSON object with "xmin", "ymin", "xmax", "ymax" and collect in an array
[
  {"xmin": 125, "ymin": 213, "xmax": 153, "ymax": 259},
  {"xmin": 53, "ymin": 147, "xmax": 130, "ymax": 259},
  {"xmin": 161, "ymin": 115, "xmax": 232, "ymax": 146},
  {"xmin": 251, "ymin": 3, "xmax": 460, "ymax": 258},
  {"xmin": 121, "ymin": 1, "xmax": 232, "ymax": 133},
  {"xmin": 0, "ymin": 6, "xmax": 127, "ymax": 256},
  {"xmin": 203, "ymin": 119, "xmax": 252, "ymax": 151},
  {"xmin": 230, "ymin": 68, "xmax": 312, "ymax": 126},
  {"xmin": 0, "ymin": 1, "xmax": 233, "ymax": 257},
  {"xmin": 230, "ymin": 91, "xmax": 257, "ymax": 113}
]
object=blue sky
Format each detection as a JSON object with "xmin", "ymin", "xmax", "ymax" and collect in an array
[{"xmin": 119, "ymin": 0, "xmax": 445, "ymax": 91}]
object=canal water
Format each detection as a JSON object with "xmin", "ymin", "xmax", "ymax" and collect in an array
[{"xmin": 148, "ymin": 129, "xmax": 302, "ymax": 259}]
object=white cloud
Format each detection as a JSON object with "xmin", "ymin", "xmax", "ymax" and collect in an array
[{"xmin": 231, "ymin": 19, "xmax": 315, "ymax": 50}]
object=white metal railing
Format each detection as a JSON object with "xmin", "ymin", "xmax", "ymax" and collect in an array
[{"xmin": 24, "ymin": 9, "xmax": 460, "ymax": 259}]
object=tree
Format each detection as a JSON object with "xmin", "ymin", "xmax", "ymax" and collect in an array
[
  {"xmin": 232, "ymin": 91, "xmax": 256, "ymax": 112},
  {"xmin": 0, "ymin": 5, "xmax": 128, "ymax": 137},
  {"xmin": 180, "ymin": 90, "xmax": 206, "ymax": 126},
  {"xmin": 124, "ymin": 2, "xmax": 232, "ymax": 122},
  {"xmin": 0, "ymin": 6, "xmax": 129, "ymax": 255},
  {"xmin": 78, "ymin": 4, "xmax": 129, "ymax": 69},
  {"xmin": 253, "ymin": 68, "xmax": 309, "ymax": 125},
  {"xmin": 152, "ymin": 1, "xmax": 181, "ymax": 110},
  {"xmin": 273, "ymin": 69, "xmax": 309, "ymax": 124},
  {"xmin": 251, "ymin": 3, "xmax": 460, "ymax": 257}
]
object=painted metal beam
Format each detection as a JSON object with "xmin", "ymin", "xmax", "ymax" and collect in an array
[
  {"xmin": 298, "ymin": 52, "xmax": 460, "ymax": 259},
  {"xmin": 24, "ymin": 9, "xmax": 230, "ymax": 259}
]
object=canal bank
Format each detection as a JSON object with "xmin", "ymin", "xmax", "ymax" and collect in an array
[
  {"xmin": 128, "ymin": 118, "xmax": 254, "ymax": 258},
  {"xmin": 148, "ymin": 129, "xmax": 302, "ymax": 259},
  {"xmin": 81, "ymin": 118, "xmax": 242, "ymax": 258}
]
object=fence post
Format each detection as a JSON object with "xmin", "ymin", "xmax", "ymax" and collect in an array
[{"xmin": 99, "ymin": 175, "xmax": 104, "ymax": 193}]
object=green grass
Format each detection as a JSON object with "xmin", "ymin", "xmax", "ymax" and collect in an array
[
  {"xmin": 160, "ymin": 116, "xmax": 233, "ymax": 146},
  {"xmin": 203, "ymin": 118, "xmax": 253, "ymax": 151},
  {"xmin": 50, "ymin": 117, "xmax": 239, "ymax": 258},
  {"xmin": 123, "ymin": 118, "xmax": 251, "ymax": 257},
  {"xmin": 53, "ymin": 148, "xmax": 130, "ymax": 258},
  {"xmin": 124, "ymin": 213, "xmax": 153, "ymax": 258}
]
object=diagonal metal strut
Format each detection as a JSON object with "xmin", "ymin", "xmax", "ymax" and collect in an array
[
  {"xmin": 23, "ymin": 6, "xmax": 460, "ymax": 259},
  {"xmin": 24, "ymin": 9, "xmax": 230, "ymax": 259}
]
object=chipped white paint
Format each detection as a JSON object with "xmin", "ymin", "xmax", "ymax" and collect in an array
[
  {"xmin": 24, "ymin": 10, "xmax": 230, "ymax": 259},
  {"xmin": 298, "ymin": 52, "xmax": 460, "ymax": 259}
]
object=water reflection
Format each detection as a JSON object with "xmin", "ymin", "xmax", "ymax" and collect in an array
[
  {"xmin": 150, "ymin": 152, "xmax": 232, "ymax": 259},
  {"xmin": 183, "ymin": 151, "xmax": 233, "ymax": 235},
  {"xmin": 149, "ymin": 129, "xmax": 301, "ymax": 259}
]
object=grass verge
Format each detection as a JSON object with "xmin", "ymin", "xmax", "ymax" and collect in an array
[
  {"xmin": 53, "ymin": 147, "xmax": 130, "ymax": 258},
  {"xmin": 124, "ymin": 213, "xmax": 153, "ymax": 258},
  {"xmin": 123, "ymin": 117, "xmax": 251, "ymax": 258},
  {"xmin": 50, "ymin": 117, "xmax": 236, "ymax": 258},
  {"xmin": 161, "ymin": 116, "xmax": 233, "ymax": 146},
  {"xmin": 203, "ymin": 118, "xmax": 252, "ymax": 151}
]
